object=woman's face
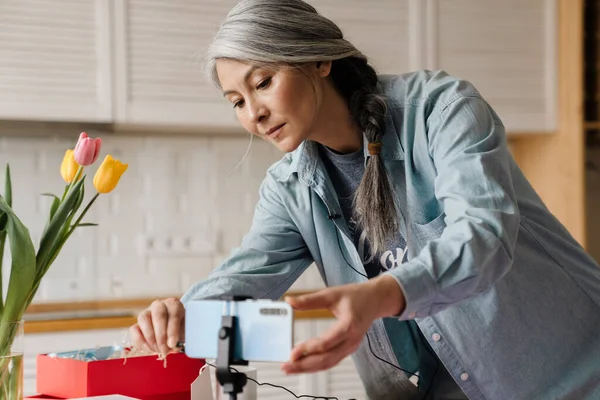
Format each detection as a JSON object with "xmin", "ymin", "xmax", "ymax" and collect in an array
[{"xmin": 216, "ymin": 59, "xmax": 331, "ymax": 153}]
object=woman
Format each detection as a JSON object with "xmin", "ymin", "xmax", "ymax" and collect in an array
[{"xmin": 129, "ymin": 1, "xmax": 600, "ymax": 399}]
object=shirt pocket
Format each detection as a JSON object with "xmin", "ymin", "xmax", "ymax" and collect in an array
[{"xmin": 411, "ymin": 212, "xmax": 447, "ymax": 245}]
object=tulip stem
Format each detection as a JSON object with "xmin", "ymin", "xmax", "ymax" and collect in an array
[
  {"xmin": 68, "ymin": 193, "xmax": 99, "ymax": 237},
  {"xmin": 62, "ymin": 166, "xmax": 83, "ymax": 202}
]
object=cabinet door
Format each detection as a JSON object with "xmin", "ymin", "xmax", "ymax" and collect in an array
[
  {"xmin": 310, "ymin": 0, "xmax": 414, "ymax": 75},
  {"xmin": 113, "ymin": 0, "xmax": 240, "ymax": 129},
  {"xmin": 115, "ymin": 0, "xmax": 414, "ymax": 130},
  {"xmin": 0, "ymin": 0, "xmax": 112, "ymax": 123},
  {"xmin": 428, "ymin": 0, "xmax": 557, "ymax": 133}
]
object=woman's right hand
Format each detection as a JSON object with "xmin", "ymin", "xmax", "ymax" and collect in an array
[{"xmin": 129, "ymin": 297, "xmax": 185, "ymax": 355}]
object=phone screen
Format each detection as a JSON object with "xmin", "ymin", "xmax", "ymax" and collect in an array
[{"xmin": 184, "ymin": 299, "xmax": 293, "ymax": 363}]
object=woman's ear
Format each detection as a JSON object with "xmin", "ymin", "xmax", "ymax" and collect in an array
[{"xmin": 316, "ymin": 61, "xmax": 332, "ymax": 78}]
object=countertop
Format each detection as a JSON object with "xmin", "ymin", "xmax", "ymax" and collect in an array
[{"xmin": 22, "ymin": 291, "xmax": 333, "ymax": 334}]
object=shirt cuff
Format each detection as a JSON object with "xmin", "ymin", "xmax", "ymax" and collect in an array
[{"xmin": 383, "ymin": 259, "xmax": 436, "ymax": 321}]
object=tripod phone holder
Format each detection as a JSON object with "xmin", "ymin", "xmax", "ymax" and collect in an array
[{"xmin": 215, "ymin": 295, "xmax": 253, "ymax": 400}]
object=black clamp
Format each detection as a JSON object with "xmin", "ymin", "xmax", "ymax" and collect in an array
[{"xmin": 215, "ymin": 295, "xmax": 253, "ymax": 400}]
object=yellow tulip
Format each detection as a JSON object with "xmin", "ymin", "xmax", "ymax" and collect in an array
[
  {"xmin": 93, "ymin": 154, "xmax": 128, "ymax": 194},
  {"xmin": 60, "ymin": 149, "xmax": 80, "ymax": 183}
]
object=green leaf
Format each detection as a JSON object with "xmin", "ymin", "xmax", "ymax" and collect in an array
[
  {"xmin": 36, "ymin": 177, "xmax": 86, "ymax": 272},
  {"xmin": 0, "ymin": 162, "xmax": 11, "ymax": 314},
  {"xmin": 73, "ymin": 223, "xmax": 98, "ymax": 228},
  {"xmin": 41, "ymin": 193, "xmax": 100, "ymax": 283},
  {"xmin": 51, "ymin": 183, "xmax": 85, "ymax": 260},
  {"xmin": 48, "ymin": 196, "xmax": 60, "ymax": 224},
  {"xmin": 0, "ymin": 194, "xmax": 35, "ymax": 323},
  {"xmin": 73, "ymin": 181, "xmax": 85, "ymax": 217},
  {"xmin": 0, "ymin": 212, "xmax": 6, "ymax": 313},
  {"xmin": 59, "ymin": 184, "xmax": 69, "ymax": 202},
  {"xmin": 5, "ymin": 164, "xmax": 11, "ymax": 209},
  {"xmin": 41, "ymin": 193, "xmax": 61, "ymax": 232},
  {"xmin": 60, "ymin": 183, "xmax": 85, "ymax": 237},
  {"xmin": 38, "ymin": 184, "xmax": 89, "ymax": 284}
]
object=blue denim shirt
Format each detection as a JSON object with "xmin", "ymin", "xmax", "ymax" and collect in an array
[{"xmin": 182, "ymin": 70, "xmax": 600, "ymax": 400}]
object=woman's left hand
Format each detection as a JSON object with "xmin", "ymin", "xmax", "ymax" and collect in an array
[{"xmin": 281, "ymin": 274, "xmax": 405, "ymax": 374}]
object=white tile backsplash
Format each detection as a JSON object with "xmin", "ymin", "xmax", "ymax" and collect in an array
[{"xmin": 0, "ymin": 133, "xmax": 325, "ymax": 303}]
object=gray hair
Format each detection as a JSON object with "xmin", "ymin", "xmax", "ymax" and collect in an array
[{"xmin": 206, "ymin": 0, "xmax": 399, "ymax": 256}]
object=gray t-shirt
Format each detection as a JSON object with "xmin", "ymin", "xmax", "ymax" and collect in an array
[{"xmin": 317, "ymin": 144, "xmax": 408, "ymax": 278}]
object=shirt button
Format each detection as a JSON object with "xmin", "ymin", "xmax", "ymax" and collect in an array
[
  {"xmin": 432, "ymin": 333, "xmax": 441, "ymax": 342},
  {"xmin": 460, "ymin": 373, "xmax": 469, "ymax": 381}
]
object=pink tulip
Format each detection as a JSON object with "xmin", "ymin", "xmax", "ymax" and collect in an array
[{"xmin": 74, "ymin": 132, "xmax": 102, "ymax": 166}]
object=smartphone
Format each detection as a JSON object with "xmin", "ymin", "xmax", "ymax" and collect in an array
[{"xmin": 184, "ymin": 299, "xmax": 293, "ymax": 363}]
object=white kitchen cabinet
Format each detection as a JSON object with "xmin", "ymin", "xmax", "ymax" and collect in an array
[
  {"xmin": 112, "ymin": 0, "xmax": 413, "ymax": 130},
  {"xmin": 111, "ymin": 0, "xmax": 240, "ymax": 129},
  {"xmin": 426, "ymin": 0, "xmax": 557, "ymax": 133},
  {"xmin": 0, "ymin": 0, "xmax": 113, "ymax": 123},
  {"xmin": 296, "ymin": 0, "xmax": 558, "ymax": 134},
  {"xmin": 309, "ymin": 0, "xmax": 414, "ymax": 74},
  {"xmin": 0, "ymin": 0, "xmax": 558, "ymax": 133}
]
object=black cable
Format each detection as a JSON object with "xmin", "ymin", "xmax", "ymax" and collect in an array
[
  {"xmin": 364, "ymin": 332, "xmax": 418, "ymax": 379},
  {"xmin": 330, "ymin": 214, "xmax": 369, "ymax": 279},
  {"xmin": 206, "ymin": 362, "xmax": 341, "ymax": 400},
  {"xmin": 365, "ymin": 332, "xmax": 438, "ymax": 400}
]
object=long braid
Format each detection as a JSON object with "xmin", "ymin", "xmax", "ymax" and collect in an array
[{"xmin": 330, "ymin": 57, "xmax": 399, "ymax": 254}]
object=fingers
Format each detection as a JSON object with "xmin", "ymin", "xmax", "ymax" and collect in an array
[
  {"xmin": 165, "ymin": 297, "xmax": 185, "ymax": 349},
  {"xmin": 289, "ymin": 318, "xmax": 351, "ymax": 362},
  {"xmin": 133, "ymin": 298, "xmax": 185, "ymax": 355},
  {"xmin": 151, "ymin": 300, "xmax": 170, "ymax": 355},
  {"xmin": 136, "ymin": 308, "xmax": 157, "ymax": 353},
  {"xmin": 179, "ymin": 315, "xmax": 186, "ymax": 344},
  {"xmin": 128, "ymin": 323, "xmax": 147, "ymax": 352},
  {"xmin": 282, "ymin": 337, "xmax": 360, "ymax": 374},
  {"xmin": 285, "ymin": 288, "xmax": 337, "ymax": 311}
]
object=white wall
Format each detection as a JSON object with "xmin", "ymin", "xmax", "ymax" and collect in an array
[{"xmin": 0, "ymin": 131, "xmax": 324, "ymax": 303}]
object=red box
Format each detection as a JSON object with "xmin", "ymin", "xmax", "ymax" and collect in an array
[
  {"xmin": 36, "ymin": 352, "xmax": 204, "ymax": 400},
  {"xmin": 26, "ymin": 394, "xmax": 189, "ymax": 400}
]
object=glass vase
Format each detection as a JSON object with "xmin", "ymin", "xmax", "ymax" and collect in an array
[{"xmin": 0, "ymin": 321, "xmax": 24, "ymax": 400}]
